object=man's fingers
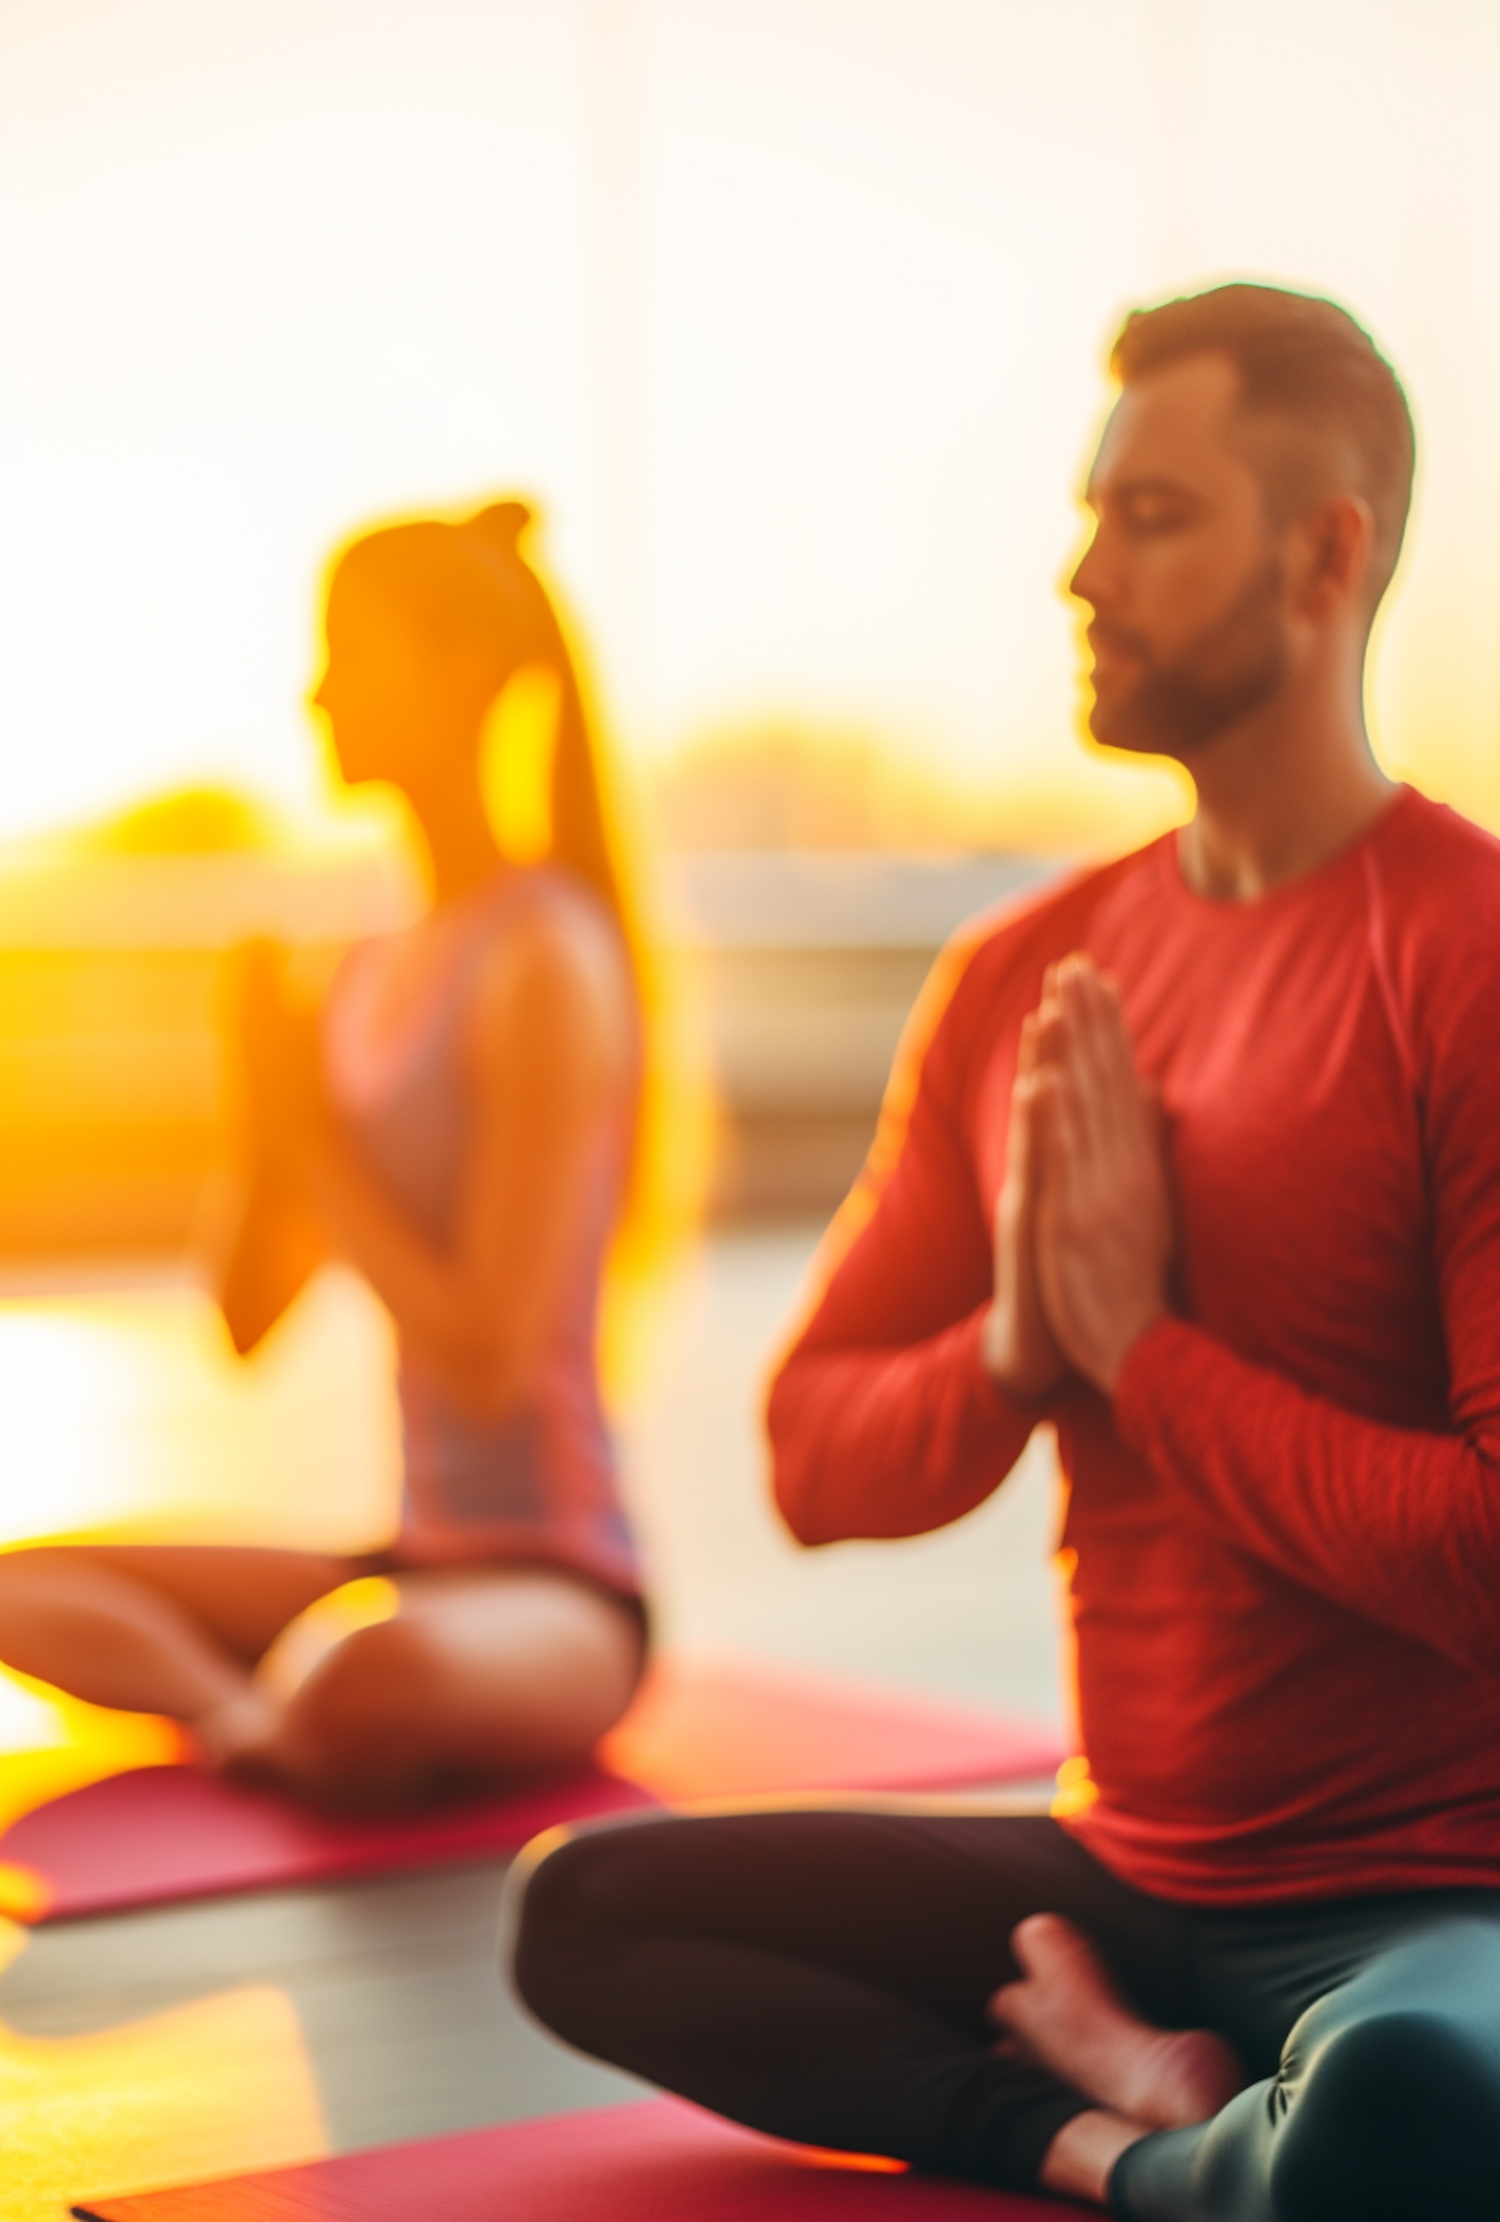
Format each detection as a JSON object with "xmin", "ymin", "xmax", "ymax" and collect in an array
[
  {"xmin": 1016, "ymin": 1007, "xmax": 1039, "ymax": 1081},
  {"xmin": 1059, "ymin": 959, "xmax": 1155, "ymax": 1181},
  {"xmin": 1031, "ymin": 1062, "xmax": 1066, "ymax": 1182},
  {"xmin": 1034, "ymin": 971, "xmax": 1066, "ymax": 1068},
  {"xmin": 1005, "ymin": 1066, "xmax": 1039, "ymax": 1197},
  {"xmin": 1053, "ymin": 959, "xmax": 1111, "ymax": 1167},
  {"xmin": 1077, "ymin": 973, "xmax": 1168, "ymax": 1182},
  {"xmin": 1074, "ymin": 962, "xmax": 1129, "ymax": 1105},
  {"xmin": 1032, "ymin": 1060, "xmax": 1082, "ymax": 1179},
  {"xmin": 1008, "ymin": 1016, "xmax": 1043, "ymax": 1146},
  {"xmin": 1093, "ymin": 970, "xmax": 1145, "ymax": 1110},
  {"xmin": 1037, "ymin": 955, "xmax": 1165, "ymax": 1201}
]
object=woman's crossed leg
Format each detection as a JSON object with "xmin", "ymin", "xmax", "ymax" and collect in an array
[{"xmin": 0, "ymin": 1542, "xmax": 642, "ymax": 1803}]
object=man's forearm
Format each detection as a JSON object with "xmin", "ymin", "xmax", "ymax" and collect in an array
[
  {"xmin": 770, "ymin": 1309, "xmax": 1039, "ymax": 1546},
  {"xmin": 1114, "ymin": 1316, "xmax": 1500, "ymax": 1675}
]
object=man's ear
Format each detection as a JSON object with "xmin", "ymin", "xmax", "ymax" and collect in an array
[{"xmin": 1292, "ymin": 493, "xmax": 1375, "ymax": 617}]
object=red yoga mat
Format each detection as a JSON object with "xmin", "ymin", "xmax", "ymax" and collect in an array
[
  {"xmin": 71, "ymin": 2095, "xmax": 1092, "ymax": 2220},
  {"xmin": 0, "ymin": 1655, "xmax": 1062, "ymax": 1923}
]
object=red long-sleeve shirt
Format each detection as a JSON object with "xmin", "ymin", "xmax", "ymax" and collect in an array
[{"xmin": 769, "ymin": 787, "xmax": 1500, "ymax": 1905}]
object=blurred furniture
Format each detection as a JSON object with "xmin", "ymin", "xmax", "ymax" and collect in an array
[
  {"xmin": 678, "ymin": 853, "xmax": 1055, "ymax": 1217},
  {"xmin": 0, "ymin": 851, "xmax": 410, "ymax": 1261}
]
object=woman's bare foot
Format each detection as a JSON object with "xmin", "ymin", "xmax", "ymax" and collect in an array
[
  {"xmin": 193, "ymin": 1687, "xmax": 436, "ymax": 1807},
  {"xmin": 191, "ymin": 1686, "xmax": 288, "ymax": 1783},
  {"xmin": 989, "ymin": 1913, "xmax": 1246, "ymax": 2132}
]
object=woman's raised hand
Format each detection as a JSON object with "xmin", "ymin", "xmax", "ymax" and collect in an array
[{"xmin": 232, "ymin": 937, "xmax": 328, "ymax": 1181}]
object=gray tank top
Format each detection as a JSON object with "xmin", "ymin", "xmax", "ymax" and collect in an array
[{"xmin": 322, "ymin": 866, "xmax": 641, "ymax": 1596}]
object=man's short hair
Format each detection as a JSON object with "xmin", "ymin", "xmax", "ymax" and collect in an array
[{"xmin": 1111, "ymin": 283, "xmax": 1415, "ymax": 613}]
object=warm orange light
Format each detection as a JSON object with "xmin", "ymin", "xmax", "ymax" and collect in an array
[
  {"xmin": 1052, "ymin": 1753, "xmax": 1099, "ymax": 1821},
  {"xmin": 255, "ymin": 1574, "xmax": 400, "ymax": 1705},
  {"xmin": 481, "ymin": 664, "xmax": 560, "ymax": 867},
  {"xmin": 0, "ymin": 1675, "xmax": 185, "ymax": 1842},
  {"xmin": 0, "ymin": 1956, "xmax": 327, "ymax": 2222},
  {"xmin": 0, "ymin": 1277, "xmax": 401, "ymax": 1554}
]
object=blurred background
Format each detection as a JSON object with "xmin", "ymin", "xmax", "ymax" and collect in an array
[
  {"xmin": 5, "ymin": 7, "xmax": 1500, "ymax": 2212},
  {"xmin": 3, "ymin": 0, "xmax": 1500, "ymax": 1746}
]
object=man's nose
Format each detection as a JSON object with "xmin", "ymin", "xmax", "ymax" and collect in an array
[{"xmin": 1068, "ymin": 531, "xmax": 1112, "ymax": 613}]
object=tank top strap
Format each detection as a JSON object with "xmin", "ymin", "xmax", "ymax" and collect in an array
[{"xmin": 324, "ymin": 864, "xmax": 553, "ymax": 1119}]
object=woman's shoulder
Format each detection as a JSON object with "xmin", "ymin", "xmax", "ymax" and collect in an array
[
  {"xmin": 465, "ymin": 867, "xmax": 635, "ymax": 1076},
  {"xmin": 482, "ymin": 864, "xmax": 629, "ymax": 990}
]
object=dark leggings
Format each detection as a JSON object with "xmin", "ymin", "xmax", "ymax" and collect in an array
[{"xmin": 510, "ymin": 1807, "xmax": 1500, "ymax": 2218}]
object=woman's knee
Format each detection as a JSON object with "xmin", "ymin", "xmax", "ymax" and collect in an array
[
  {"xmin": 278, "ymin": 1615, "xmax": 439, "ymax": 1782},
  {"xmin": 0, "ymin": 1547, "xmax": 128, "ymax": 1656},
  {"xmin": 1271, "ymin": 2003, "xmax": 1500, "ymax": 2221},
  {"xmin": 0, "ymin": 1544, "xmax": 89, "ymax": 1604},
  {"xmin": 0, "ymin": 1548, "xmax": 61, "ymax": 1663}
]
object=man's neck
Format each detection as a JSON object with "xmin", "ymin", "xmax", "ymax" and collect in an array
[{"xmin": 1176, "ymin": 662, "xmax": 1394, "ymax": 902}]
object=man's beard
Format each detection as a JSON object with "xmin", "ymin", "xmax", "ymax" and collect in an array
[{"xmin": 1087, "ymin": 559, "xmax": 1291, "ymax": 756}]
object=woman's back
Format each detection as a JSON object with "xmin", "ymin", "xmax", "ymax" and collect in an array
[{"xmin": 323, "ymin": 864, "xmax": 641, "ymax": 1597}]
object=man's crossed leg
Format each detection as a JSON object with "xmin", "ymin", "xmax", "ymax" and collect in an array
[{"xmin": 511, "ymin": 1807, "xmax": 1500, "ymax": 2217}]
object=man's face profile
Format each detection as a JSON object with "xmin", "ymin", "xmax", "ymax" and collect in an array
[{"xmin": 1069, "ymin": 352, "xmax": 1293, "ymax": 759}]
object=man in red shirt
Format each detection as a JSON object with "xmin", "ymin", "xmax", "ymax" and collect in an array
[{"xmin": 514, "ymin": 285, "xmax": 1500, "ymax": 2218}]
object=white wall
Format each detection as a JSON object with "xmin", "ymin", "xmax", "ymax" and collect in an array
[{"xmin": 2, "ymin": 0, "xmax": 1497, "ymax": 838}]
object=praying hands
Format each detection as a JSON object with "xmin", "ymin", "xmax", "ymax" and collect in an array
[{"xmin": 984, "ymin": 953, "xmax": 1173, "ymax": 1399}]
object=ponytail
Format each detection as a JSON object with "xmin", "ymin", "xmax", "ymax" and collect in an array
[
  {"xmin": 333, "ymin": 498, "xmax": 692, "ymax": 1379},
  {"xmin": 461, "ymin": 500, "xmax": 631, "ymax": 942},
  {"xmin": 460, "ymin": 501, "xmax": 689, "ymax": 1392}
]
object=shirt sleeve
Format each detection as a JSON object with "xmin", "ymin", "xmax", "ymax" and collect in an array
[
  {"xmin": 767, "ymin": 944, "xmax": 1041, "ymax": 1547},
  {"xmin": 1113, "ymin": 891, "xmax": 1500, "ymax": 1679}
]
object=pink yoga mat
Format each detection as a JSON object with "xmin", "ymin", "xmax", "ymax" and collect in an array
[
  {"xmin": 1, "ymin": 1656, "xmax": 1062, "ymax": 1924},
  {"xmin": 0, "ymin": 1758, "xmax": 653, "ymax": 1925},
  {"xmin": 72, "ymin": 2095, "xmax": 1091, "ymax": 2220}
]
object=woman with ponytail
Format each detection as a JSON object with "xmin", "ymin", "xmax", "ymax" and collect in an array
[{"xmin": 0, "ymin": 501, "xmax": 650, "ymax": 1803}]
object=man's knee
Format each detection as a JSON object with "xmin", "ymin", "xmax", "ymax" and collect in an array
[
  {"xmin": 508, "ymin": 1820, "xmax": 642, "ymax": 2039},
  {"xmin": 1272, "ymin": 2004, "xmax": 1500, "ymax": 2221}
]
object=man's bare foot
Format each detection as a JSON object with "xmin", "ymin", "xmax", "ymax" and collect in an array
[
  {"xmin": 989, "ymin": 1913, "xmax": 1245, "ymax": 2132},
  {"xmin": 1039, "ymin": 2108, "xmax": 1149, "ymax": 2209}
]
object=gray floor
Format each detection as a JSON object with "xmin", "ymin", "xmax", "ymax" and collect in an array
[
  {"xmin": 1, "ymin": 1860, "xmax": 646, "ymax": 2154},
  {"xmin": 2, "ymin": 1224, "xmax": 1069, "ymax": 2184}
]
